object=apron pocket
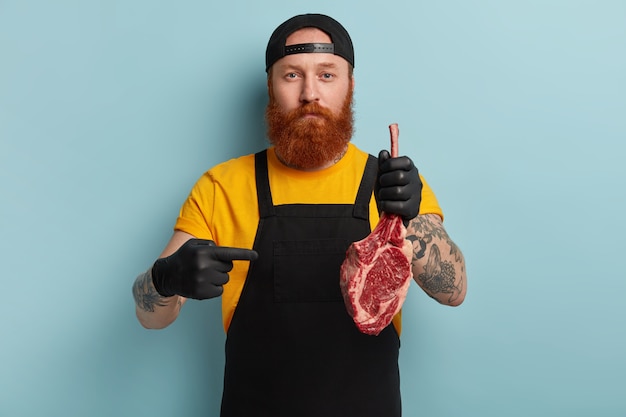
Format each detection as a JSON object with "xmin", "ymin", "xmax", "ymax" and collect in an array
[{"xmin": 273, "ymin": 238, "xmax": 350, "ymax": 303}]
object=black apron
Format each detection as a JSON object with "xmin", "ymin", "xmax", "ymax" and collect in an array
[{"xmin": 220, "ymin": 151, "xmax": 401, "ymax": 417}]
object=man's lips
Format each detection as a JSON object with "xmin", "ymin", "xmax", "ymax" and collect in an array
[{"xmin": 294, "ymin": 104, "xmax": 332, "ymax": 121}]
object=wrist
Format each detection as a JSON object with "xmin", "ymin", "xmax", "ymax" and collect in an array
[
  {"xmin": 151, "ymin": 259, "xmax": 177, "ymax": 297},
  {"xmin": 133, "ymin": 269, "xmax": 176, "ymax": 313}
]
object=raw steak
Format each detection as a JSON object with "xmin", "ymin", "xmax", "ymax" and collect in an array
[{"xmin": 339, "ymin": 124, "xmax": 413, "ymax": 336}]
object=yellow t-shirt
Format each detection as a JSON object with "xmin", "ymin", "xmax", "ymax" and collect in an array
[{"xmin": 175, "ymin": 143, "xmax": 443, "ymax": 333}]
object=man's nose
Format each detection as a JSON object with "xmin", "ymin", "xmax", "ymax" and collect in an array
[{"xmin": 300, "ymin": 79, "xmax": 319, "ymax": 103}]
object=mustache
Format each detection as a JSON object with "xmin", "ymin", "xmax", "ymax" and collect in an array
[{"xmin": 287, "ymin": 102, "xmax": 335, "ymax": 121}]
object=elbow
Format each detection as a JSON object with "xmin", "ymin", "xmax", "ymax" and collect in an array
[
  {"xmin": 445, "ymin": 274, "xmax": 467, "ymax": 307},
  {"xmin": 446, "ymin": 290, "xmax": 465, "ymax": 307},
  {"xmin": 135, "ymin": 307, "xmax": 175, "ymax": 330},
  {"xmin": 137, "ymin": 318, "xmax": 165, "ymax": 330}
]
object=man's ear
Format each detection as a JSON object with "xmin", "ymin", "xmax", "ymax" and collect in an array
[{"xmin": 267, "ymin": 71, "xmax": 274, "ymax": 100}]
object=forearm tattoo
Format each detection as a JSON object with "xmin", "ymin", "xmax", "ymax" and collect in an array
[
  {"xmin": 132, "ymin": 269, "xmax": 168, "ymax": 312},
  {"xmin": 407, "ymin": 215, "xmax": 465, "ymax": 303}
]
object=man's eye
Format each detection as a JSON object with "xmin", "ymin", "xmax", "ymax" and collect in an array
[
  {"xmin": 321, "ymin": 73, "xmax": 334, "ymax": 79},
  {"xmin": 286, "ymin": 73, "xmax": 298, "ymax": 79}
]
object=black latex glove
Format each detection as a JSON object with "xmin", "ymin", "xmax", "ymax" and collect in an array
[
  {"xmin": 152, "ymin": 239, "xmax": 258, "ymax": 299},
  {"xmin": 376, "ymin": 150, "xmax": 422, "ymax": 226}
]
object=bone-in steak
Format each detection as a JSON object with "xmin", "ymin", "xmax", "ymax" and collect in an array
[{"xmin": 339, "ymin": 124, "xmax": 413, "ymax": 335}]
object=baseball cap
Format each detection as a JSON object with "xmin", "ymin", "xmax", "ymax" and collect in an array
[{"xmin": 265, "ymin": 13, "xmax": 355, "ymax": 72}]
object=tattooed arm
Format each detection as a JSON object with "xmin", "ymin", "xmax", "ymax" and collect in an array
[
  {"xmin": 406, "ymin": 214, "xmax": 466, "ymax": 306},
  {"xmin": 132, "ymin": 231, "xmax": 192, "ymax": 329}
]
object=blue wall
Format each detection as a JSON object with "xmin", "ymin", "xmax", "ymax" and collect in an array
[{"xmin": 1, "ymin": 1, "xmax": 625, "ymax": 416}]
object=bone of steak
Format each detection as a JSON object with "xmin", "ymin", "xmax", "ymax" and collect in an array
[{"xmin": 340, "ymin": 123, "xmax": 413, "ymax": 336}]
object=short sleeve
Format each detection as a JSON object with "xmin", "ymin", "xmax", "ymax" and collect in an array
[
  {"xmin": 418, "ymin": 174, "xmax": 444, "ymax": 221},
  {"xmin": 174, "ymin": 172, "xmax": 216, "ymax": 240}
]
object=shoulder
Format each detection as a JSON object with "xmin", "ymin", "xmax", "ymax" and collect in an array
[
  {"xmin": 186, "ymin": 153, "xmax": 258, "ymax": 196},
  {"xmin": 208, "ymin": 153, "xmax": 256, "ymax": 177}
]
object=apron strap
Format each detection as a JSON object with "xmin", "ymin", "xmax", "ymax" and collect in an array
[
  {"xmin": 254, "ymin": 150, "xmax": 276, "ymax": 218},
  {"xmin": 352, "ymin": 154, "xmax": 378, "ymax": 220}
]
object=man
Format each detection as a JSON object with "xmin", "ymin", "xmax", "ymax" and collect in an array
[{"xmin": 132, "ymin": 13, "xmax": 466, "ymax": 417}]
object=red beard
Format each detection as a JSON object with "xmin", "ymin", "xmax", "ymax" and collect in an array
[{"xmin": 266, "ymin": 87, "xmax": 354, "ymax": 170}]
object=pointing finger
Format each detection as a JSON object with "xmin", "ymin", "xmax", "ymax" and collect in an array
[{"xmin": 212, "ymin": 247, "xmax": 259, "ymax": 262}]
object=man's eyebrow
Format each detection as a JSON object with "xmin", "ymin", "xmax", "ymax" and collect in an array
[{"xmin": 281, "ymin": 64, "xmax": 300, "ymax": 71}]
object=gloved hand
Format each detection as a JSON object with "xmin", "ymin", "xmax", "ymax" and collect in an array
[
  {"xmin": 376, "ymin": 150, "xmax": 422, "ymax": 226},
  {"xmin": 152, "ymin": 239, "xmax": 258, "ymax": 299}
]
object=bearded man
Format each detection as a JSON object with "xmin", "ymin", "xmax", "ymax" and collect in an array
[{"xmin": 132, "ymin": 13, "xmax": 466, "ymax": 417}]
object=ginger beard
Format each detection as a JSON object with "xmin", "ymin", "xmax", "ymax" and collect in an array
[{"xmin": 266, "ymin": 83, "xmax": 354, "ymax": 170}]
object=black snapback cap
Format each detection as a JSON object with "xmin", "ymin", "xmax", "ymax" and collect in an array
[{"xmin": 265, "ymin": 13, "xmax": 354, "ymax": 72}]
